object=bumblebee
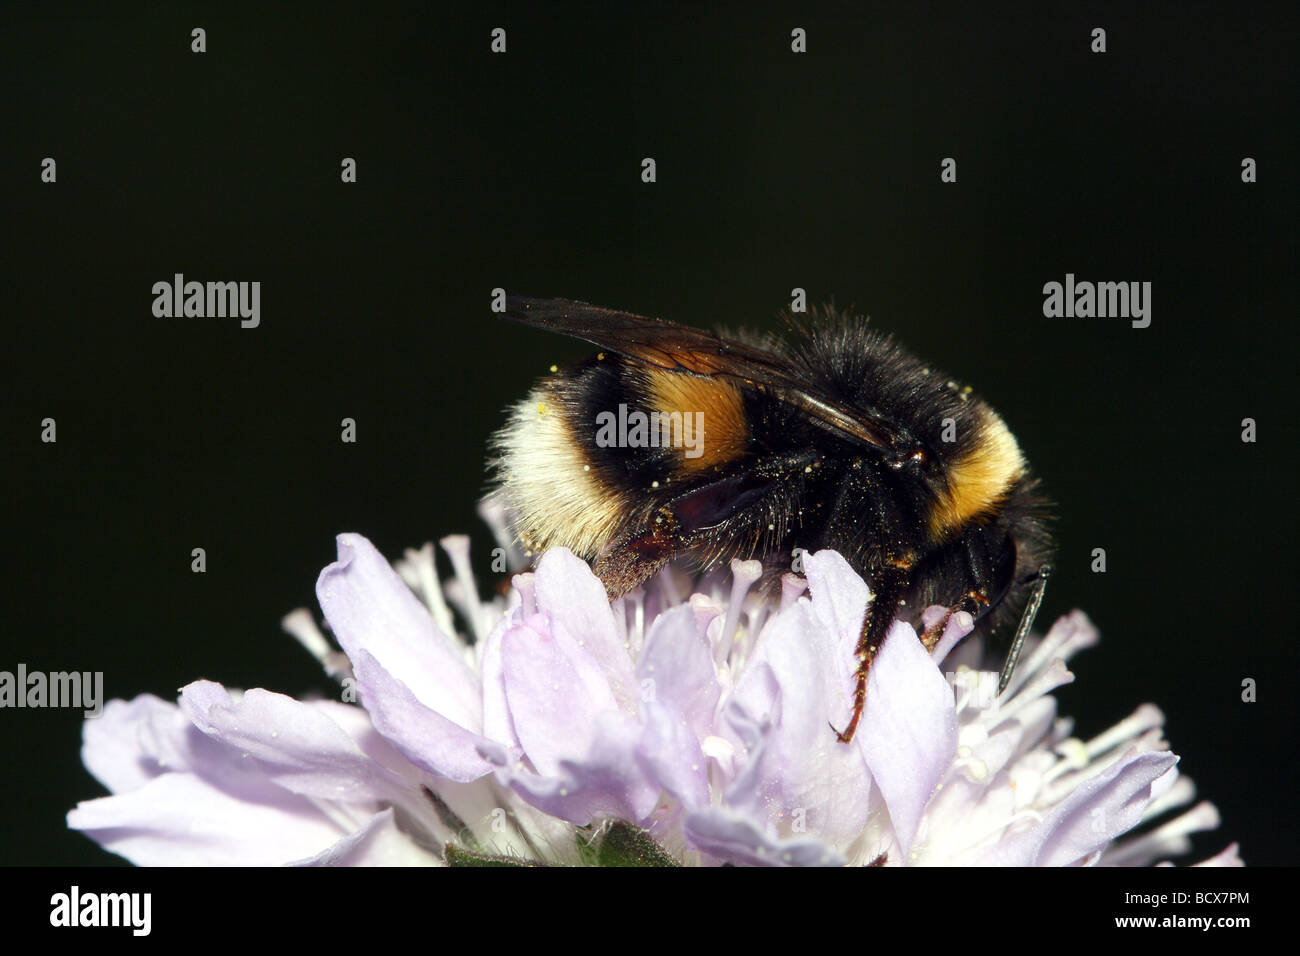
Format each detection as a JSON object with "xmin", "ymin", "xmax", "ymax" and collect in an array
[{"xmin": 489, "ymin": 297, "xmax": 1053, "ymax": 743}]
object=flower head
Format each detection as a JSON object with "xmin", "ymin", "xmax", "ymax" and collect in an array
[{"xmin": 69, "ymin": 524, "xmax": 1239, "ymax": 866}]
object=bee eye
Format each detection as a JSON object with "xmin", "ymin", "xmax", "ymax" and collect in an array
[
  {"xmin": 986, "ymin": 537, "xmax": 1017, "ymax": 607},
  {"xmin": 670, "ymin": 470, "xmax": 775, "ymax": 533},
  {"xmin": 889, "ymin": 447, "xmax": 928, "ymax": 470}
]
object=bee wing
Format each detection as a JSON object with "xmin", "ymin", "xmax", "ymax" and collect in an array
[
  {"xmin": 503, "ymin": 297, "xmax": 913, "ymax": 455},
  {"xmin": 506, "ymin": 296, "xmax": 788, "ymax": 378}
]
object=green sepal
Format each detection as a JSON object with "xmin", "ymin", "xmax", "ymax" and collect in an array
[
  {"xmin": 575, "ymin": 824, "xmax": 601, "ymax": 866},
  {"xmin": 594, "ymin": 820, "xmax": 680, "ymax": 867},
  {"xmin": 445, "ymin": 844, "xmax": 547, "ymax": 867}
]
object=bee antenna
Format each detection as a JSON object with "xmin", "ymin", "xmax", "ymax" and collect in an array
[{"xmin": 997, "ymin": 566, "xmax": 1052, "ymax": 695}]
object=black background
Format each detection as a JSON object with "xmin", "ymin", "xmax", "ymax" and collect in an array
[{"xmin": 3, "ymin": 2, "xmax": 1295, "ymax": 866}]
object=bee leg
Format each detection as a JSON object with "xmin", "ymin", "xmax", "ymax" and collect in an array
[
  {"xmin": 917, "ymin": 528, "xmax": 999, "ymax": 652},
  {"xmin": 917, "ymin": 591, "xmax": 987, "ymax": 653},
  {"xmin": 832, "ymin": 568, "xmax": 909, "ymax": 744},
  {"xmin": 592, "ymin": 510, "xmax": 679, "ymax": 599}
]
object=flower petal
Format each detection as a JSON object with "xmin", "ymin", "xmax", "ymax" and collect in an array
[
  {"xmin": 179, "ymin": 681, "xmax": 414, "ymax": 806},
  {"xmin": 80, "ymin": 693, "xmax": 306, "ymax": 805},
  {"xmin": 532, "ymin": 548, "xmax": 637, "ymax": 708},
  {"xmin": 638, "ymin": 700, "xmax": 709, "ymax": 810},
  {"xmin": 317, "ymin": 533, "xmax": 481, "ymax": 731},
  {"xmin": 348, "ymin": 647, "xmax": 500, "ymax": 781},
  {"xmin": 803, "ymin": 549, "xmax": 869, "ymax": 656},
  {"xmin": 80, "ymin": 694, "xmax": 198, "ymax": 793},
  {"xmin": 479, "ymin": 612, "xmax": 523, "ymax": 753},
  {"xmin": 684, "ymin": 808, "xmax": 845, "ymax": 866},
  {"xmin": 68, "ymin": 772, "xmax": 346, "ymax": 866},
  {"xmin": 859, "ymin": 619, "xmax": 958, "ymax": 857},
  {"xmin": 506, "ymin": 711, "xmax": 660, "ymax": 825},
  {"xmin": 636, "ymin": 603, "xmax": 720, "ymax": 742},
  {"xmin": 1193, "ymin": 843, "xmax": 1243, "ymax": 867},
  {"xmin": 732, "ymin": 600, "xmax": 871, "ymax": 847},
  {"xmin": 716, "ymin": 677, "xmax": 782, "ymax": 822},
  {"xmin": 501, "ymin": 614, "xmax": 619, "ymax": 777},
  {"xmin": 978, "ymin": 749, "xmax": 1180, "ymax": 865},
  {"xmin": 288, "ymin": 808, "xmax": 443, "ymax": 866}
]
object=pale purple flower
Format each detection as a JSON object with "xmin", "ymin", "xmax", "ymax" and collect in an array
[{"xmin": 69, "ymin": 522, "xmax": 1240, "ymax": 866}]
